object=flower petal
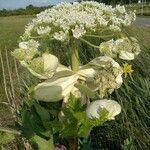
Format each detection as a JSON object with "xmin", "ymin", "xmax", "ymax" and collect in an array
[
  {"xmin": 77, "ymin": 68, "xmax": 96, "ymax": 80},
  {"xmin": 119, "ymin": 51, "xmax": 134, "ymax": 60}
]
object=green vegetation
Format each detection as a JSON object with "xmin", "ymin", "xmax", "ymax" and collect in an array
[
  {"xmin": 0, "ymin": 16, "xmax": 33, "ymax": 49},
  {"xmin": 126, "ymin": 4, "xmax": 150, "ymax": 16},
  {"xmin": 0, "ymin": 2, "xmax": 150, "ymax": 17},
  {"xmin": 0, "ymin": 5, "xmax": 51, "ymax": 17},
  {"xmin": 0, "ymin": 15, "xmax": 150, "ymax": 149}
]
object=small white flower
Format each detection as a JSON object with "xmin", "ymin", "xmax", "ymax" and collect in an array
[
  {"xmin": 99, "ymin": 37, "xmax": 140, "ymax": 60},
  {"xmin": 115, "ymin": 74, "xmax": 123, "ymax": 84},
  {"xmin": 53, "ymin": 31, "xmax": 69, "ymax": 41},
  {"xmin": 116, "ymin": 5, "xmax": 126, "ymax": 14},
  {"xmin": 14, "ymin": 40, "xmax": 39, "ymax": 60},
  {"xmin": 19, "ymin": 39, "xmax": 39, "ymax": 50},
  {"xmin": 86, "ymin": 99, "xmax": 121, "ymax": 120},
  {"xmin": 19, "ymin": 42, "xmax": 28, "ymax": 49},
  {"xmin": 37, "ymin": 26, "xmax": 51, "ymax": 35},
  {"xmin": 72, "ymin": 25, "xmax": 86, "ymax": 39}
]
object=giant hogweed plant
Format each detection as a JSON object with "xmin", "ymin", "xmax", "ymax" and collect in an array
[{"xmin": 1, "ymin": 1, "xmax": 141, "ymax": 150}]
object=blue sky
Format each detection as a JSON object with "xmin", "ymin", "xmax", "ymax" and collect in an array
[{"xmin": 0, "ymin": 0, "xmax": 75, "ymax": 10}]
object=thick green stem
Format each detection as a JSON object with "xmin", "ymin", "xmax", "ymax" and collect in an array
[
  {"xmin": 70, "ymin": 42, "xmax": 79, "ymax": 149},
  {"xmin": 71, "ymin": 41, "xmax": 79, "ymax": 72}
]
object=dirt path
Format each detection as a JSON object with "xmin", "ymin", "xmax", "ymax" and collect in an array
[{"xmin": 134, "ymin": 17, "xmax": 150, "ymax": 27}]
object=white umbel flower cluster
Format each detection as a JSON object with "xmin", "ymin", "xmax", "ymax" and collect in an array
[
  {"xmin": 12, "ymin": 39, "xmax": 39, "ymax": 61},
  {"xmin": 79, "ymin": 56, "xmax": 123, "ymax": 98},
  {"xmin": 23, "ymin": 1, "xmax": 136, "ymax": 41},
  {"xmin": 99, "ymin": 37, "xmax": 141, "ymax": 60}
]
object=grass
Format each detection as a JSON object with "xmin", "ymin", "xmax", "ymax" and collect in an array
[
  {"xmin": 0, "ymin": 16, "xmax": 33, "ymax": 49},
  {"xmin": 0, "ymin": 15, "xmax": 150, "ymax": 149}
]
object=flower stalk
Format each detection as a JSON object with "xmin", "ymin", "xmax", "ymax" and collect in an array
[
  {"xmin": 71, "ymin": 41, "xmax": 79, "ymax": 72},
  {"xmin": 79, "ymin": 38, "xmax": 99, "ymax": 49},
  {"xmin": 70, "ymin": 41, "xmax": 79, "ymax": 149}
]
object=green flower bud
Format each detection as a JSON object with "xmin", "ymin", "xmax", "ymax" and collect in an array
[
  {"xmin": 86, "ymin": 99, "xmax": 121, "ymax": 120},
  {"xmin": 29, "ymin": 57, "xmax": 44, "ymax": 74},
  {"xmin": 12, "ymin": 48, "xmax": 26, "ymax": 61}
]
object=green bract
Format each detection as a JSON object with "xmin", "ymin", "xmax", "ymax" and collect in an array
[
  {"xmin": 20, "ymin": 53, "xmax": 59, "ymax": 79},
  {"xmin": 34, "ymin": 74, "xmax": 79, "ymax": 102},
  {"xmin": 86, "ymin": 99, "xmax": 121, "ymax": 120}
]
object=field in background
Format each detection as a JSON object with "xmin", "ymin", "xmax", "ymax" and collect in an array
[
  {"xmin": 0, "ymin": 16, "xmax": 33, "ymax": 124},
  {"xmin": 0, "ymin": 16, "xmax": 33, "ymax": 49},
  {"xmin": 0, "ymin": 15, "xmax": 150, "ymax": 149},
  {"xmin": 0, "ymin": 15, "xmax": 32, "ymax": 100}
]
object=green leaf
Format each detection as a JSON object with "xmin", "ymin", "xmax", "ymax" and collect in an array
[
  {"xmin": 20, "ymin": 104, "xmax": 45, "ymax": 138},
  {"xmin": 74, "ymin": 109, "xmax": 109, "ymax": 137},
  {"xmin": 0, "ymin": 132, "xmax": 15, "ymax": 145},
  {"xmin": 34, "ymin": 103, "xmax": 50, "ymax": 121},
  {"xmin": 122, "ymin": 137, "xmax": 135, "ymax": 150},
  {"xmin": 34, "ymin": 103, "xmax": 51, "ymax": 129},
  {"xmin": 60, "ymin": 123, "xmax": 78, "ymax": 137},
  {"xmin": 88, "ymin": 108, "xmax": 109, "ymax": 127},
  {"xmin": 31, "ymin": 135, "xmax": 54, "ymax": 150},
  {"xmin": 60, "ymin": 107, "xmax": 78, "ymax": 137},
  {"xmin": 78, "ymin": 124, "xmax": 92, "ymax": 137},
  {"xmin": 74, "ymin": 112, "xmax": 92, "ymax": 137},
  {"xmin": 50, "ymin": 120, "xmax": 62, "ymax": 134},
  {"xmin": 66, "ymin": 94, "xmax": 85, "ymax": 112}
]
